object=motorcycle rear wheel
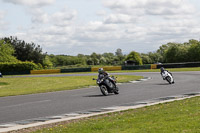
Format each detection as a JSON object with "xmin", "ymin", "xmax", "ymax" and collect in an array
[{"xmin": 100, "ymin": 85, "xmax": 109, "ymax": 96}]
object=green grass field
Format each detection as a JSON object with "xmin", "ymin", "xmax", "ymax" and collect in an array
[
  {"xmin": 0, "ymin": 75, "xmax": 142, "ymax": 97},
  {"xmin": 33, "ymin": 96, "xmax": 200, "ymax": 133}
]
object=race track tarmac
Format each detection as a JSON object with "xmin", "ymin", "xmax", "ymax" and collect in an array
[{"xmin": 0, "ymin": 71, "xmax": 200, "ymax": 124}]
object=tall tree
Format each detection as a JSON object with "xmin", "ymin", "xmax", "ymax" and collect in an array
[
  {"xmin": 187, "ymin": 40, "xmax": 200, "ymax": 62},
  {"xmin": 0, "ymin": 39, "xmax": 18, "ymax": 62},
  {"xmin": 115, "ymin": 48, "xmax": 123, "ymax": 56},
  {"xmin": 102, "ymin": 52, "xmax": 115, "ymax": 65},
  {"xmin": 125, "ymin": 51, "xmax": 143, "ymax": 65},
  {"xmin": 115, "ymin": 48, "xmax": 125, "ymax": 65},
  {"xmin": 3, "ymin": 36, "xmax": 44, "ymax": 64},
  {"xmin": 148, "ymin": 52, "xmax": 162, "ymax": 63},
  {"xmin": 90, "ymin": 52, "xmax": 100, "ymax": 65},
  {"xmin": 164, "ymin": 43, "xmax": 189, "ymax": 63},
  {"xmin": 43, "ymin": 55, "xmax": 53, "ymax": 68},
  {"xmin": 141, "ymin": 53, "xmax": 152, "ymax": 64}
]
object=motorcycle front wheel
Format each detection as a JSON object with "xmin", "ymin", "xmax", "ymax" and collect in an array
[
  {"xmin": 114, "ymin": 86, "xmax": 119, "ymax": 94},
  {"xmin": 100, "ymin": 85, "xmax": 109, "ymax": 96},
  {"xmin": 166, "ymin": 76, "xmax": 172, "ymax": 84}
]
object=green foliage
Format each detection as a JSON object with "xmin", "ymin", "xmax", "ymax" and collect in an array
[
  {"xmin": 37, "ymin": 63, "xmax": 43, "ymax": 69},
  {"xmin": 50, "ymin": 55, "xmax": 87, "ymax": 66},
  {"xmin": 49, "ymin": 50, "xmax": 126, "ymax": 67},
  {"xmin": 148, "ymin": 52, "xmax": 162, "ymax": 64},
  {"xmin": 164, "ymin": 43, "xmax": 188, "ymax": 63},
  {"xmin": 115, "ymin": 48, "xmax": 123, "ymax": 56},
  {"xmin": 125, "ymin": 51, "xmax": 143, "ymax": 65},
  {"xmin": 3, "ymin": 36, "xmax": 200, "ymax": 67},
  {"xmin": 0, "ymin": 62, "xmax": 39, "ymax": 72},
  {"xmin": 150, "ymin": 39, "xmax": 200, "ymax": 63},
  {"xmin": 115, "ymin": 48, "xmax": 125, "ymax": 65},
  {"xmin": 187, "ymin": 41, "xmax": 200, "ymax": 62},
  {"xmin": 43, "ymin": 55, "xmax": 53, "ymax": 69},
  {"xmin": 141, "ymin": 53, "xmax": 152, "ymax": 64},
  {"xmin": 0, "ymin": 39, "xmax": 18, "ymax": 62},
  {"xmin": 90, "ymin": 52, "xmax": 100, "ymax": 65},
  {"xmin": 3, "ymin": 36, "xmax": 44, "ymax": 64}
]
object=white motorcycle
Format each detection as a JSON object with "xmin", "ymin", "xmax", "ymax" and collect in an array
[{"xmin": 161, "ymin": 71, "xmax": 174, "ymax": 84}]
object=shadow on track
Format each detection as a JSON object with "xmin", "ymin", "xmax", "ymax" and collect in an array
[
  {"xmin": 83, "ymin": 94, "xmax": 117, "ymax": 97},
  {"xmin": 83, "ymin": 94, "xmax": 105, "ymax": 97},
  {"xmin": 155, "ymin": 83, "xmax": 172, "ymax": 85}
]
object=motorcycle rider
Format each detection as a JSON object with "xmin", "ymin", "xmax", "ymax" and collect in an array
[
  {"xmin": 98, "ymin": 68, "xmax": 109, "ymax": 79},
  {"xmin": 98, "ymin": 68, "xmax": 116, "ymax": 83},
  {"xmin": 160, "ymin": 67, "xmax": 174, "ymax": 83},
  {"xmin": 96, "ymin": 68, "xmax": 119, "ymax": 95}
]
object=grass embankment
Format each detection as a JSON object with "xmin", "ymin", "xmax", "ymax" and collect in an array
[
  {"xmin": 0, "ymin": 75, "xmax": 142, "ymax": 97},
  {"xmin": 32, "ymin": 96, "xmax": 200, "ymax": 133}
]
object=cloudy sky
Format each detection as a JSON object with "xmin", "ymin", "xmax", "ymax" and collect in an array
[{"xmin": 0, "ymin": 0, "xmax": 200, "ymax": 55}]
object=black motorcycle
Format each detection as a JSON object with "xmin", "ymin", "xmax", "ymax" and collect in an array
[{"xmin": 93, "ymin": 76, "xmax": 119, "ymax": 96}]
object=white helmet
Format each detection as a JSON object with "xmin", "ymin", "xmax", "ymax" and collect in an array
[{"xmin": 98, "ymin": 68, "xmax": 104, "ymax": 74}]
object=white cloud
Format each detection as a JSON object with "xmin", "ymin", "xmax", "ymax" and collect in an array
[
  {"xmin": 103, "ymin": 0, "xmax": 195, "ymax": 15},
  {"xmin": 96, "ymin": 10, "xmax": 107, "ymax": 16},
  {"xmin": 3, "ymin": 0, "xmax": 55, "ymax": 7},
  {"xmin": 32, "ymin": 12, "xmax": 49, "ymax": 24},
  {"xmin": 0, "ymin": 10, "xmax": 8, "ymax": 30},
  {"xmin": 51, "ymin": 7, "xmax": 77, "ymax": 27},
  {"xmin": 101, "ymin": 0, "xmax": 200, "ymax": 46},
  {"xmin": 104, "ymin": 14, "xmax": 132, "ymax": 24},
  {"xmin": 1, "ymin": 0, "xmax": 200, "ymax": 55},
  {"xmin": 0, "ymin": 10, "xmax": 4, "ymax": 19}
]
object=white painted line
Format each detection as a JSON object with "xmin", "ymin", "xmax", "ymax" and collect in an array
[
  {"xmin": 129, "ymin": 81, "xmax": 141, "ymax": 83},
  {"xmin": 0, "ymin": 124, "xmax": 18, "ymax": 128},
  {"xmin": 101, "ymin": 106, "xmax": 122, "ymax": 110},
  {"xmin": 63, "ymin": 113, "xmax": 80, "ymax": 116},
  {"xmin": 129, "ymin": 77, "xmax": 151, "ymax": 83}
]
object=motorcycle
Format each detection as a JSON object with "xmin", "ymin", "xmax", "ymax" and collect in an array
[
  {"xmin": 93, "ymin": 76, "xmax": 119, "ymax": 96},
  {"xmin": 161, "ymin": 71, "xmax": 174, "ymax": 84}
]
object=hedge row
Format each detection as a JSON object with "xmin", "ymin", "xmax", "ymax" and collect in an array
[
  {"xmin": 157, "ymin": 62, "xmax": 200, "ymax": 69},
  {"xmin": 91, "ymin": 66, "xmax": 121, "ymax": 72},
  {"xmin": 122, "ymin": 65, "xmax": 151, "ymax": 70},
  {"xmin": 31, "ymin": 69, "xmax": 61, "ymax": 74},
  {"xmin": 0, "ymin": 62, "xmax": 39, "ymax": 75},
  {"xmin": 61, "ymin": 68, "xmax": 91, "ymax": 73}
]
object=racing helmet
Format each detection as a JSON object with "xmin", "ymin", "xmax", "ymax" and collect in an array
[
  {"xmin": 98, "ymin": 68, "xmax": 104, "ymax": 74},
  {"xmin": 160, "ymin": 67, "xmax": 165, "ymax": 72}
]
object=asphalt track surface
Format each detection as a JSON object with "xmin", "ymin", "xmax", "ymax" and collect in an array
[{"xmin": 0, "ymin": 71, "xmax": 200, "ymax": 125}]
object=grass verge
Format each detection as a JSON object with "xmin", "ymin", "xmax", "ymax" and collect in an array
[
  {"xmin": 0, "ymin": 75, "xmax": 142, "ymax": 97},
  {"xmin": 32, "ymin": 96, "xmax": 200, "ymax": 133}
]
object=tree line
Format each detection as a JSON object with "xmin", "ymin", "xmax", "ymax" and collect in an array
[
  {"xmin": 1, "ymin": 36, "xmax": 200, "ymax": 69},
  {"xmin": 141, "ymin": 39, "xmax": 200, "ymax": 64}
]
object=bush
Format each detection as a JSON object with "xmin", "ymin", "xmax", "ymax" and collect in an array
[{"xmin": 0, "ymin": 62, "xmax": 39, "ymax": 72}]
